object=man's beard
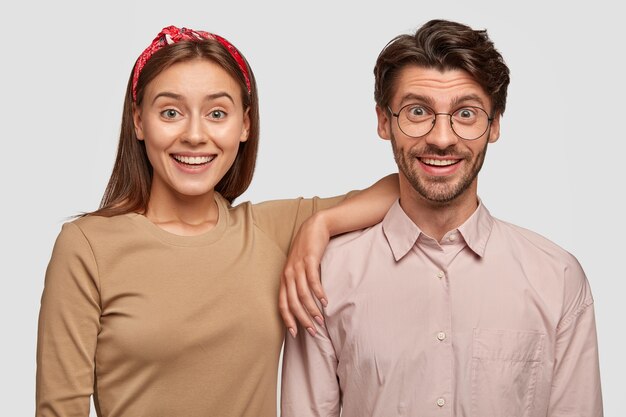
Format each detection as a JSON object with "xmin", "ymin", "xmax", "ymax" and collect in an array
[{"xmin": 391, "ymin": 133, "xmax": 488, "ymax": 204}]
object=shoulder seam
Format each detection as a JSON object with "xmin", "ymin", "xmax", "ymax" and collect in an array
[
  {"xmin": 557, "ymin": 298, "xmax": 594, "ymax": 332},
  {"xmin": 253, "ymin": 222, "xmax": 289, "ymax": 259},
  {"xmin": 251, "ymin": 203, "xmax": 292, "ymax": 258},
  {"xmin": 66, "ymin": 222, "xmax": 102, "ymax": 301},
  {"xmin": 252, "ymin": 198, "xmax": 305, "ymax": 258}
]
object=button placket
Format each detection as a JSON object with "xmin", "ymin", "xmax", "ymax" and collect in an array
[{"xmin": 423, "ymin": 253, "xmax": 452, "ymax": 415}]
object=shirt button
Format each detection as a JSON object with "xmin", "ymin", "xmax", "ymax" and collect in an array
[
  {"xmin": 436, "ymin": 398, "xmax": 446, "ymax": 407},
  {"xmin": 448, "ymin": 234, "xmax": 457, "ymax": 242},
  {"xmin": 437, "ymin": 331, "xmax": 446, "ymax": 341},
  {"xmin": 437, "ymin": 270, "xmax": 445, "ymax": 279}
]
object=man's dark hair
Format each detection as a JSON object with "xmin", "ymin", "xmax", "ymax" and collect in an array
[{"xmin": 374, "ymin": 19, "xmax": 510, "ymax": 116}]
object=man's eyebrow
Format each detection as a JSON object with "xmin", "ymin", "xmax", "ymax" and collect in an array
[
  {"xmin": 450, "ymin": 94, "xmax": 486, "ymax": 109},
  {"xmin": 398, "ymin": 93, "xmax": 436, "ymax": 108},
  {"xmin": 151, "ymin": 91, "xmax": 235, "ymax": 105},
  {"xmin": 396, "ymin": 93, "xmax": 488, "ymax": 110}
]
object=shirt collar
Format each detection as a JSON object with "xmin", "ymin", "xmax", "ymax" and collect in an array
[
  {"xmin": 457, "ymin": 199, "xmax": 494, "ymax": 258},
  {"xmin": 382, "ymin": 198, "xmax": 494, "ymax": 261},
  {"xmin": 382, "ymin": 200, "xmax": 422, "ymax": 262}
]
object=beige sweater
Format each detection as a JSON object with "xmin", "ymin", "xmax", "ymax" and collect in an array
[{"xmin": 37, "ymin": 193, "xmax": 343, "ymax": 417}]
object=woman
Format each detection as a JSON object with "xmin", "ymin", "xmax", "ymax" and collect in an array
[{"xmin": 36, "ymin": 26, "xmax": 397, "ymax": 416}]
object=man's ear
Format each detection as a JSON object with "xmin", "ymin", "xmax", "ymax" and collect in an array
[
  {"xmin": 376, "ymin": 105, "xmax": 392, "ymax": 141},
  {"xmin": 133, "ymin": 104, "xmax": 144, "ymax": 141},
  {"xmin": 488, "ymin": 114, "xmax": 501, "ymax": 143}
]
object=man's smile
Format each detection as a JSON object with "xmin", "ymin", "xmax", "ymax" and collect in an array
[{"xmin": 418, "ymin": 157, "xmax": 461, "ymax": 167}]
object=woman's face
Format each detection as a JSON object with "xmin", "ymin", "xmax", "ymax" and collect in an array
[{"xmin": 133, "ymin": 59, "xmax": 249, "ymax": 200}]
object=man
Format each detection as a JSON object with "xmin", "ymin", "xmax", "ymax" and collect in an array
[{"xmin": 281, "ymin": 19, "xmax": 603, "ymax": 417}]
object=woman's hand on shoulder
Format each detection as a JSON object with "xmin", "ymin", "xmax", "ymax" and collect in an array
[{"xmin": 279, "ymin": 212, "xmax": 329, "ymax": 338}]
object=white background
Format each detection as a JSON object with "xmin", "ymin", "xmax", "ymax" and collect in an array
[{"xmin": 2, "ymin": 1, "xmax": 623, "ymax": 415}]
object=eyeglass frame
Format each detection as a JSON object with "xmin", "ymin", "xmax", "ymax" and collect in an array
[{"xmin": 387, "ymin": 103, "xmax": 495, "ymax": 141}]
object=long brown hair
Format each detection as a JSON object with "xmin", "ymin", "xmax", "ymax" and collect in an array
[
  {"xmin": 374, "ymin": 19, "xmax": 510, "ymax": 117},
  {"xmin": 89, "ymin": 39, "xmax": 259, "ymax": 217}
]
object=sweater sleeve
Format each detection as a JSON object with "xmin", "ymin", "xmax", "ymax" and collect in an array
[
  {"xmin": 251, "ymin": 193, "xmax": 357, "ymax": 256},
  {"xmin": 36, "ymin": 222, "xmax": 101, "ymax": 417}
]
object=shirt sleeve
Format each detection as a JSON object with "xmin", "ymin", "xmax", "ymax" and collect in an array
[
  {"xmin": 252, "ymin": 193, "xmax": 357, "ymax": 256},
  {"xmin": 281, "ymin": 319, "xmax": 341, "ymax": 417},
  {"xmin": 548, "ymin": 257, "xmax": 603, "ymax": 416},
  {"xmin": 36, "ymin": 222, "xmax": 101, "ymax": 417}
]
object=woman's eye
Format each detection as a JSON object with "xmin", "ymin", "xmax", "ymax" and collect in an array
[
  {"xmin": 161, "ymin": 109, "xmax": 180, "ymax": 119},
  {"xmin": 209, "ymin": 110, "xmax": 227, "ymax": 119}
]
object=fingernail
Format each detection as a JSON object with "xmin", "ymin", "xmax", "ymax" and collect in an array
[
  {"xmin": 320, "ymin": 298, "xmax": 328, "ymax": 307},
  {"xmin": 288, "ymin": 328, "xmax": 297, "ymax": 338},
  {"xmin": 306, "ymin": 327, "xmax": 317, "ymax": 337},
  {"xmin": 314, "ymin": 315, "xmax": 324, "ymax": 326}
]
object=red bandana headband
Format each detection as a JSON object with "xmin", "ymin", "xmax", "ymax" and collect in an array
[{"xmin": 132, "ymin": 25, "xmax": 251, "ymax": 101}]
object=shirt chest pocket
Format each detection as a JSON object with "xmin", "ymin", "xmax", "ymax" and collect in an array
[{"xmin": 471, "ymin": 328, "xmax": 545, "ymax": 417}]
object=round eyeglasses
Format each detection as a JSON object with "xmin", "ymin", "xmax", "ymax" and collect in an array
[{"xmin": 388, "ymin": 104, "xmax": 494, "ymax": 140}]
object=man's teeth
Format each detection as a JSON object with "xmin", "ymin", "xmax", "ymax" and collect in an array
[
  {"xmin": 421, "ymin": 158, "xmax": 458, "ymax": 166},
  {"xmin": 173, "ymin": 155, "xmax": 215, "ymax": 165}
]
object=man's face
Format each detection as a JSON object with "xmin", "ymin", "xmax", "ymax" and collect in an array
[{"xmin": 376, "ymin": 66, "xmax": 500, "ymax": 204}]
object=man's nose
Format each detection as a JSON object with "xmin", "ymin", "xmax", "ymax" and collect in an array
[{"xmin": 423, "ymin": 114, "xmax": 459, "ymax": 149}]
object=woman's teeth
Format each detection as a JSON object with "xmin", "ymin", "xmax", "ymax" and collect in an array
[{"xmin": 172, "ymin": 155, "xmax": 215, "ymax": 165}]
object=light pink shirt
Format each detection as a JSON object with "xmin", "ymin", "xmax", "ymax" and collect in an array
[{"xmin": 282, "ymin": 200, "xmax": 602, "ymax": 417}]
